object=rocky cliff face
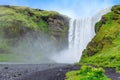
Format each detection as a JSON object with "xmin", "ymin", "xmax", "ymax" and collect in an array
[
  {"xmin": 80, "ymin": 5, "xmax": 120, "ymax": 68},
  {"xmin": 0, "ymin": 5, "xmax": 69, "ymax": 54}
]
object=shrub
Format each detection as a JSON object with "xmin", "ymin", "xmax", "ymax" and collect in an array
[
  {"xmin": 37, "ymin": 19, "xmax": 48, "ymax": 32},
  {"xmin": 116, "ymin": 65, "xmax": 120, "ymax": 73},
  {"xmin": 66, "ymin": 66, "xmax": 111, "ymax": 80}
]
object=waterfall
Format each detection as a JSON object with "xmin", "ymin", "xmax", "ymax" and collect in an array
[
  {"xmin": 69, "ymin": 18, "xmax": 92, "ymax": 50},
  {"xmin": 51, "ymin": 8, "xmax": 111, "ymax": 63}
]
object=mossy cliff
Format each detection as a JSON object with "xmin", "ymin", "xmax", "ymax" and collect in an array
[
  {"xmin": 0, "ymin": 5, "xmax": 69, "ymax": 61},
  {"xmin": 0, "ymin": 5, "xmax": 69, "ymax": 40},
  {"xmin": 80, "ymin": 5, "xmax": 120, "ymax": 69}
]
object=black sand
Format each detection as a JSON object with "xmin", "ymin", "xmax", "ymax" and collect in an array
[{"xmin": 0, "ymin": 64, "xmax": 119, "ymax": 80}]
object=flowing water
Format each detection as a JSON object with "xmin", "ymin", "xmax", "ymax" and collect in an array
[{"xmin": 52, "ymin": 8, "xmax": 111, "ymax": 63}]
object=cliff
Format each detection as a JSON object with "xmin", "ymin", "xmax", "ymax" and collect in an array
[
  {"xmin": 0, "ymin": 5, "xmax": 69, "ymax": 61},
  {"xmin": 80, "ymin": 5, "xmax": 120, "ymax": 70}
]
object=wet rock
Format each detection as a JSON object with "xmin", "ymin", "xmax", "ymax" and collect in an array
[
  {"xmin": 56, "ymin": 73, "xmax": 61, "ymax": 76},
  {"xmin": 13, "ymin": 73, "xmax": 22, "ymax": 77},
  {"xmin": 4, "ymin": 67, "xmax": 9, "ymax": 69},
  {"xmin": 58, "ymin": 69, "xmax": 63, "ymax": 72},
  {"xmin": 102, "ymin": 16, "xmax": 107, "ymax": 24}
]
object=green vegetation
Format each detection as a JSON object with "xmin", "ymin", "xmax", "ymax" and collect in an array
[
  {"xmin": 37, "ymin": 19, "xmax": 49, "ymax": 32},
  {"xmin": 0, "ymin": 5, "xmax": 58, "ymax": 32},
  {"xmin": 80, "ymin": 5, "xmax": 120, "ymax": 72},
  {"xmin": 0, "ymin": 5, "xmax": 68, "ymax": 38},
  {"xmin": 66, "ymin": 66, "xmax": 110, "ymax": 80},
  {"xmin": 0, "ymin": 5, "xmax": 68, "ymax": 62},
  {"xmin": 0, "ymin": 54, "xmax": 21, "ymax": 62},
  {"xmin": 116, "ymin": 65, "xmax": 120, "ymax": 73}
]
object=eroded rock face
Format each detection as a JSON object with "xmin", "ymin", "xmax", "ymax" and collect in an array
[{"xmin": 48, "ymin": 15, "xmax": 69, "ymax": 40}]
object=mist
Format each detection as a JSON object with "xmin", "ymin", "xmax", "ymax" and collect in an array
[{"xmin": 11, "ymin": 32, "xmax": 65, "ymax": 63}]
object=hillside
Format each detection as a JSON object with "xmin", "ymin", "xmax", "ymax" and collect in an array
[
  {"xmin": 0, "ymin": 5, "xmax": 69, "ymax": 62},
  {"xmin": 80, "ymin": 5, "xmax": 120, "ymax": 70}
]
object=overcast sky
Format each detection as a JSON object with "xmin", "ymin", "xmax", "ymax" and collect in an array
[{"xmin": 0, "ymin": 0, "xmax": 120, "ymax": 18}]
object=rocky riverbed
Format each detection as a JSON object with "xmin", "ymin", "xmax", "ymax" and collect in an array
[{"xmin": 0, "ymin": 64, "xmax": 119, "ymax": 80}]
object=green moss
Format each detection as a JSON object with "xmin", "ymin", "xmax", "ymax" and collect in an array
[
  {"xmin": 37, "ymin": 19, "xmax": 49, "ymax": 32},
  {"xmin": 39, "ymin": 11, "xmax": 58, "ymax": 17},
  {"xmin": 116, "ymin": 65, "xmax": 120, "ymax": 73},
  {"xmin": 111, "ymin": 5, "xmax": 120, "ymax": 14},
  {"xmin": 66, "ymin": 66, "xmax": 110, "ymax": 80},
  {"xmin": 0, "ymin": 5, "xmax": 68, "ymax": 38},
  {"xmin": 95, "ymin": 20, "xmax": 102, "ymax": 33},
  {"xmin": 81, "ymin": 5, "xmax": 120, "ymax": 70},
  {"xmin": 0, "ymin": 5, "xmax": 59, "ymax": 32}
]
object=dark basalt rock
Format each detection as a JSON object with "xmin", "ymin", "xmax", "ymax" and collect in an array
[
  {"xmin": 112, "ymin": 14, "xmax": 119, "ymax": 20},
  {"xmin": 102, "ymin": 16, "xmax": 107, "ymax": 24}
]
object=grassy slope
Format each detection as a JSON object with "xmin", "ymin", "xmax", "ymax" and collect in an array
[
  {"xmin": 0, "ymin": 5, "xmax": 68, "ymax": 62},
  {"xmin": 80, "ymin": 5, "xmax": 120, "ymax": 71}
]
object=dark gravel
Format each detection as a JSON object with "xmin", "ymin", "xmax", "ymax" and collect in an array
[
  {"xmin": 105, "ymin": 68, "xmax": 120, "ymax": 80},
  {"xmin": 0, "ymin": 64, "xmax": 70, "ymax": 80},
  {"xmin": 18, "ymin": 65, "xmax": 80, "ymax": 80},
  {"xmin": 0, "ymin": 64, "xmax": 119, "ymax": 80}
]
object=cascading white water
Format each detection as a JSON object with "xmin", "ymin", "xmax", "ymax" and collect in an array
[
  {"xmin": 69, "ymin": 18, "xmax": 92, "ymax": 51},
  {"xmin": 52, "ymin": 8, "xmax": 111, "ymax": 63}
]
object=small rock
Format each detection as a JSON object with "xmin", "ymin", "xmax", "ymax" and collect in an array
[
  {"xmin": 13, "ymin": 73, "xmax": 22, "ymax": 77},
  {"xmin": 4, "ymin": 67, "xmax": 8, "ymax": 69},
  {"xmin": 18, "ymin": 73, "xmax": 22, "ymax": 76},
  {"xmin": 13, "ymin": 75, "xmax": 17, "ymax": 77},
  {"xmin": 56, "ymin": 73, "xmax": 60, "ymax": 76},
  {"xmin": 118, "ymin": 77, "xmax": 120, "ymax": 79},
  {"xmin": 59, "ymin": 69, "xmax": 63, "ymax": 72}
]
